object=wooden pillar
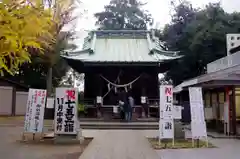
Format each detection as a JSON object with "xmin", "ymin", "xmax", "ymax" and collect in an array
[
  {"xmin": 11, "ymin": 87, "xmax": 16, "ymax": 116},
  {"xmin": 141, "ymin": 73, "xmax": 148, "ymax": 118},
  {"xmin": 209, "ymin": 90, "xmax": 217, "ymax": 131},
  {"xmin": 231, "ymin": 86, "xmax": 237, "ymax": 135},
  {"xmin": 96, "ymin": 74, "xmax": 103, "ymax": 97},
  {"xmin": 96, "ymin": 74, "xmax": 103, "ymax": 118},
  {"xmin": 225, "ymin": 87, "xmax": 230, "ymax": 135},
  {"xmin": 216, "ymin": 90, "xmax": 220, "ymax": 130},
  {"xmin": 225, "ymin": 87, "xmax": 237, "ymax": 135}
]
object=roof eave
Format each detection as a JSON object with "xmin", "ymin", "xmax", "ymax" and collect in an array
[
  {"xmin": 64, "ymin": 48, "xmax": 93, "ymax": 56},
  {"xmin": 153, "ymin": 49, "xmax": 181, "ymax": 57},
  {"xmin": 91, "ymin": 30, "xmax": 151, "ymax": 34}
]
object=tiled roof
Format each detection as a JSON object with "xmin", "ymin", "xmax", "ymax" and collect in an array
[
  {"xmin": 63, "ymin": 30, "xmax": 181, "ymax": 63},
  {"xmin": 173, "ymin": 64, "xmax": 240, "ymax": 93}
]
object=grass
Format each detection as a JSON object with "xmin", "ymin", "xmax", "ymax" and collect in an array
[
  {"xmin": 0, "ymin": 116, "xmax": 24, "ymax": 121},
  {"xmin": 148, "ymin": 137, "xmax": 216, "ymax": 149},
  {"xmin": 0, "ymin": 116, "xmax": 53, "ymax": 126}
]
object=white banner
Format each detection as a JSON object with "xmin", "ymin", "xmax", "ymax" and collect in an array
[
  {"xmin": 191, "ymin": 121, "xmax": 207, "ymax": 139},
  {"xmin": 189, "ymin": 87, "xmax": 204, "ymax": 106},
  {"xmin": 54, "ymin": 87, "xmax": 78, "ymax": 135},
  {"xmin": 159, "ymin": 85, "xmax": 173, "ymax": 119},
  {"xmin": 24, "ymin": 89, "xmax": 46, "ymax": 133},
  {"xmin": 189, "ymin": 87, "xmax": 205, "ymax": 122},
  {"xmin": 46, "ymin": 97, "xmax": 54, "ymax": 109},
  {"xmin": 189, "ymin": 87, "xmax": 207, "ymax": 139},
  {"xmin": 159, "ymin": 85, "xmax": 174, "ymax": 139},
  {"xmin": 190, "ymin": 104, "xmax": 205, "ymax": 122},
  {"xmin": 113, "ymin": 106, "xmax": 118, "ymax": 113},
  {"xmin": 141, "ymin": 96, "xmax": 146, "ymax": 104},
  {"xmin": 159, "ymin": 119, "xmax": 174, "ymax": 139},
  {"xmin": 96, "ymin": 96, "xmax": 102, "ymax": 104},
  {"xmin": 173, "ymin": 105, "xmax": 182, "ymax": 119}
]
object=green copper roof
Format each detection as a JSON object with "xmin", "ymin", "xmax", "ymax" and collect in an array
[{"xmin": 63, "ymin": 30, "xmax": 181, "ymax": 63}]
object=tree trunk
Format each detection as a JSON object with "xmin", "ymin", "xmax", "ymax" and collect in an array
[{"xmin": 47, "ymin": 66, "xmax": 53, "ymax": 97}]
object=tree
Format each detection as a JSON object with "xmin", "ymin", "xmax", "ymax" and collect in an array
[
  {"xmin": 3, "ymin": 0, "xmax": 81, "ymax": 90},
  {"xmin": 160, "ymin": 1, "xmax": 240, "ymax": 85},
  {"xmin": 94, "ymin": 0, "xmax": 153, "ymax": 30},
  {"xmin": 0, "ymin": 0, "xmax": 54, "ymax": 75},
  {"xmin": 43, "ymin": 0, "xmax": 81, "ymax": 95},
  {"xmin": 4, "ymin": 37, "xmax": 72, "ymax": 89},
  {"xmin": 60, "ymin": 68, "xmax": 84, "ymax": 87}
]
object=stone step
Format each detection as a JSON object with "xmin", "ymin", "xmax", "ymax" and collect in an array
[
  {"xmin": 44, "ymin": 122, "xmax": 159, "ymax": 130},
  {"xmin": 79, "ymin": 118, "xmax": 158, "ymax": 122},
  {"xmin": 80, "ymin": 125, "xmax": 159, "ymax": 130},
  {"xmin": 45, "ymin": 125, "xmax": 158, "ymax": 130},
  {"xmin": 79, "ymin": 122, "xmax": 159, "ymax": 130}
]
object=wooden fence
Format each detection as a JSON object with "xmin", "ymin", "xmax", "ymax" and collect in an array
[{"xmin": 0, "ymin": 86, "xmax": 28, "ymax": 116}]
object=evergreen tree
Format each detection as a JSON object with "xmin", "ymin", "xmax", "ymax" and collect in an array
[{"xmin": 94, "ymin": 0, "xmax": 153, "ymax": 30}]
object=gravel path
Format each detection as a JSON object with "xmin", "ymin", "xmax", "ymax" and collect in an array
[
  {"xmin": 79, "ymin": 130, "xmax": 159, "ymax": 159},
  {"xmin": 0, "ymin": 126, "xmax": 88, "ymax": 159},
  {"xmin": 2, "ymin": 124, "xmax": 240, "ymax": 159}
]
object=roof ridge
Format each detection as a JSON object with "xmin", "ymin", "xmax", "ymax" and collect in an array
[
  {"xmin": 92, "ymin": 30, "xmax": 150, "ymax": 33},
  {"xmin": 0, "ymin": 77, "xmax": 29, "ymax": 89}
]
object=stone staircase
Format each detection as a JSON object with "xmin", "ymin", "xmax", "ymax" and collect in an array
[{"xmin": 79, "ymin": 121, "xmax": 159, "ymax": 130}]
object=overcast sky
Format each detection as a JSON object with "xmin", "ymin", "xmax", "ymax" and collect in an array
[
  {"xmin": 70, "ymin": 0, "xmax": 240, "ymax": 47},
  {"xmin": 75, "ymin": 0, "xmax": 240, "ymax": 32},
  {"xmin": 71, "ymin": 0, "xmax": 240, "ymax": 89}
]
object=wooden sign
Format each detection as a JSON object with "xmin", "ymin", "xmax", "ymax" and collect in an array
[
  {"xmin": 24, "ymin": 89, "xmax": 46, "ymax": 133},
  {"xmin": 54, "ymin": 88, "xmax": 78, "ymax": 135}
]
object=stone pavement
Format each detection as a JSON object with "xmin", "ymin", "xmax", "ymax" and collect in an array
[
  {"xmin": 2, "ymin": 124, "xmax": 240, "ymax": 159},
  {"xmin": 158, "ymin": 138, "xmax": 240, "ymax": 159},
  {"xmin": 81, "ymin": 130, "xmax": 240, "ymax": 159},
  {"xmin": 144, "ymin": 130, "xmax": 240, "ymax": 159},
  {"xmin": 79, "ymin": 130, "xmax": 160, "ymax": 159}
]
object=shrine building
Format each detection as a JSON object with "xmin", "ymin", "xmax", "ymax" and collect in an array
[
  {"xmin": 173, "ymin": 37, "xmax": 240, "ymax": 135},
  {"xmin": 62, "ymin": 30, "xmax": 181, "ymax": 118}
]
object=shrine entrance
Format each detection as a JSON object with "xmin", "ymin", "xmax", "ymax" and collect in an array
[{"xmin": 62, "ymin": 30, "xmax": 181, "ymax": 120}]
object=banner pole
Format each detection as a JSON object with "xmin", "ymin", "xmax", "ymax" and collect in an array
[
  {"xmin": 158, "ymin": 137, "xmax": 161, "ymax": 147},
  {"xmin": 206, "ymin": 136, "xmax": 209, "ymax": 147},
  {"xmin": 172, "ymin": 137, "xmax": 175, "ymax": 147},
  {"xmin": 22, "ymin": 132, "xmax": 25, "ymax": 141}
]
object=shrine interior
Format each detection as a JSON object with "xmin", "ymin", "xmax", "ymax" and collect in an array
[
  {"xmin": 84, "ymin": 65, "xmax": 160, "ymax": 106},
  {"xmin": 65, "ymin": 56, "xmax": 175, "ymax": 107}
]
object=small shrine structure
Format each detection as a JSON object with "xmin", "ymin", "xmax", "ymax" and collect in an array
[{"xmin": 62, "ymin": 30, "xmax": 181, "ymax": 118}]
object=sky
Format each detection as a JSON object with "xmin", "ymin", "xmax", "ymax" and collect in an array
[
  {"xmin": 71, "ymin": 0, "xmax": 240, "ymax": 45},
  {"xmin": 71, "ymin": 0, "xmax": 240, "ymax": 90}
]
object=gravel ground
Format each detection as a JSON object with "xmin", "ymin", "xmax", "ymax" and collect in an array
[{"xmin": 0, "ymin": 126, "xmax": 91, "ymax": 159}]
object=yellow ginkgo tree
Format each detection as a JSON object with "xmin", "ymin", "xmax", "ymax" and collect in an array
[
  {"xmin": 40, "ymin": 0, "xmax": 82, "ymax": 95},
  {"xmin": 0, "ymin": 0, "xmax": 54, "ymax": 75}
]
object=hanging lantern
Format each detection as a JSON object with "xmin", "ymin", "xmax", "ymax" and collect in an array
[
  {"xmin": 115, "ymin": 87, "xmax": 117, "ymax": 93},
  {"xmin": 129, "ymin": 83, "xmax": 132, "ymax": 89},
  {"xmin": 107, "ymin": 83, "xmax": 110, "ymax": 91}
]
